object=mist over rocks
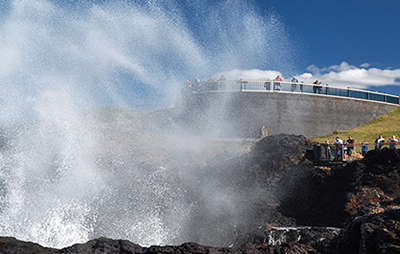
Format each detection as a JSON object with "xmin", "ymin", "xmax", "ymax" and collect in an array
[{"xmin": 2, "ymin": 108, "xmax": 400, "ymax": 253}]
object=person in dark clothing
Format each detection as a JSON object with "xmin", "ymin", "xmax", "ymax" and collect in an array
[
  {"xmin": 346, "ymin": 136, "xmax": 355, "ymax": 160},
  {"xmin": 291, "ymin": 76, "xmax": 298, "ymax": 91},
  {"xmin": 375, "ymin": 134, "xmax": 385, "ymax": 150}
]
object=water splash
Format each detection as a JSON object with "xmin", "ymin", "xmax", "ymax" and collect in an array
[{"xmin": 0, "ymin": 0, "xmax": 298, "ymax": 248}]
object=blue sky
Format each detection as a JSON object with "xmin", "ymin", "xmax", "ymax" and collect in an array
[
  {"xmin": 258, "ymin": 1, "xmax": 400, "ymax": 71},
  {"xmin": 245, "ymin": 0, "xmax": 400, "ymax": 96},
  {"xmin": 202, "ymin": 0, "xmax": 400, "ymax": 96},
  {"xmin": 0, "ymin": 0, "xmax": 398, "ymax": 118}
]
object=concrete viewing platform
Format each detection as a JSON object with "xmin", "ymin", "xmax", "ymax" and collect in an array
[{"xmin": 176, "ymin": 80, "xmax": 399, "ymax": 138}]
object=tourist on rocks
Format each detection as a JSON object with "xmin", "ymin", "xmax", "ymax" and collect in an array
[
  {"xmin": 291, "ymin": 76, "xmax": 298, "ymax": 91},
  {"xmin": 333, "ymin": 136, "xmax": 343, "ymax": 161},
  {"xmin": 361, "ymin": 141, "xmax": 369, "ymax": 156},
  {"xmin": 388, "ymin": 135, "xmax": 398, "ymax": 149},
  {"xmin": 274, "ymin": 75, "xmax": 282, "ymax": 91},
  {"xmin": 346, "ymin": 136, "xmax": 355, "ymax": 160},
  {"xmin": 375, "ymin": 134, "xmax": 385, "ymax": 150}
]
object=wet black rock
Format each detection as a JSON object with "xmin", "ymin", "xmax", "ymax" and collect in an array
[
  {"xmin": 325, "ymin": 208, "xmax": 400, "ymax": 254},
  {"xmin": 0, "ymin": 237, "xmax": 319, "ymax": 254},
  {"xmin": 264, "ymin": 227, "xmax": 341, "ymax": 253}
]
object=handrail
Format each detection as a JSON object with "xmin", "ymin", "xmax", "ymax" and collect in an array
[
  {"xmin": 315, "ymin": 142, "xmax": 398, "ymax": 162},
  {"xmin": 182, "ymin": 80, "xmax": 400, "ymax": 105}
]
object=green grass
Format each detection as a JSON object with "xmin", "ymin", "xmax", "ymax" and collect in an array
[{"xmin": 312, "ymin": 106, "xmax": 400, "ymax": 145}]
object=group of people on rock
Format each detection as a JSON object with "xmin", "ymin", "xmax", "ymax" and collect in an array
[{"xmin": 326, "ymin": 134, "xmax": 398, "ymax": 161}]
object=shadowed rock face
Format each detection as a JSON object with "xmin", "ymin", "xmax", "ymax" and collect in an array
[
  {"xmin": 0, "ymin": 237, "xmax": 319, "ymax": 254},
  {"xmin": 325, "ymin": 209, "xmax": 400, "ymax": 254},
  {"xmin": 277, "ymin": 148, "xmax": 400, "ymax": 228}
]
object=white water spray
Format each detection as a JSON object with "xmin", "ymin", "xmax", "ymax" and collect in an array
[{"xmin": 0, "ymin": 0, "xmax": 297, "ymax": 248}]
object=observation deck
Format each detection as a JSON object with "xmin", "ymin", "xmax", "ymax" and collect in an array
[
  {"xmin": 181, "ymin": 80, "xmax": 400, "ymax": 105},
  {"xmin": 177, "ymin": 80, "xmax": 399, "ymax": 138}
]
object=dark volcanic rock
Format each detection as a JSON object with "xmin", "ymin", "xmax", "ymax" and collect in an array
[
  {"xmin": 277, "ymin": 147, "xmax": 400, "ymax": 228},
  {"xmin": 0, "ymin": 237, "xmax": 57, "ymax": 254},
  {"xmin": 264, "ymin": 227, "xmax": 341, "ymax": 253},
  {"xmin": 0, "ymin": 237, "xmax": 319, "ymax": 254},
  {"xmin": 325, "ymin": 208, "xmax": 400, "ymax": 254}
]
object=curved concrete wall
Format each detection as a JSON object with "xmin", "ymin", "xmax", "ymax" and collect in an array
[{"xmin": 175, "ymin": 91, "xmax": 398, "ymax": 138}]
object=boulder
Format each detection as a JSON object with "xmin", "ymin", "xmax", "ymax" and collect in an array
[
  {"xmin": 0, "ymin": 237, "xmax": 319, "ymax": 254},
  {"xmin": 325, "ymin": 208, "xmax": 400, "ymax": 254}
]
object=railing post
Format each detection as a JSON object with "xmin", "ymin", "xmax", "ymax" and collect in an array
[
  {"xmin": 341, "ymin": 145, "xmax": 344, "ymax": 161},
  {"xmin": 347, "ymin": 87, "xmax": 350, "ymax": 98},
  {"xmin": 313, "ymin": 144, "xmax": 321, "ymax": 162}
]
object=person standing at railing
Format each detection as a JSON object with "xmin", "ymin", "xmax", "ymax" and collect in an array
[
  {"xmin": 375, "ymin": 134, "xmax": 385, "ymax": 150},
  {"xmin": 182, "ymin": 79, "xmax": 193, "ymax": 95},
  {"xmin": 264, "ymin": 81, "xmax": 270, "ymax": 90},
  {"xmin": 388, "ymin": 135, "xmax": 398, "ymax": 149},
  {"xmin": 318, "ymin": 81, "xmax": 323, "ymax": 94},
  {"xmin": 274, "ymin": 75, "xmax": 282, "ymax": 91},
  {"xmin": 218, "ymin": 75, "xmax": 226, "ymax": 90},
  {"xmin": 313, "ymin": 80, "xmax": 319, "ymax": 93},
  {"xmin": 207, "ymin": 76, "xmax": 217, "ymax": 91},
  {"xmin": 291, "ymin": 76, "xmax": 298, "ymax": 92},
  {"xmin": 333, "ymin": 136, "xmax": 343, "ymax": 161},
  {"xmin": 346, "ymin": 136, "xmax": 355, "ymax": 160},
  {"xmin": 194, "ymin": 77, "xmax": 201, "ymax": 93},
  {"xmin": 325, "ymin": 140, "xmax": 332, "ymax": 159}
]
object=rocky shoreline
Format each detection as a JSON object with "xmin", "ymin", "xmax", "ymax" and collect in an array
[{"xmin": 2, "ymin": 134, "xmax": 400, "ymax": 253}]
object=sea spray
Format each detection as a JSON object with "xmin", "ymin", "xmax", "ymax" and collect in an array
[{"xmin": 0, "ymin": 0, "xmax": 298, "ymax": 248}]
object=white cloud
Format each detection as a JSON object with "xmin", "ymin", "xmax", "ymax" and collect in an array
[
  {"xmin": 222, "ymin": 62, "xmax": 400, "ymax": 93},
  {"xmin": 300, "ymin": 62, "xmax": 400, "ymax": 89},
  {"xmin": 360, "ymin": 63, "xmax": 370, "ymax": 68}
]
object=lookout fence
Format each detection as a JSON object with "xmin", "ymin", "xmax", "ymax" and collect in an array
[
  {"xmin": 183, "ymin": 80, "xmax": 400, "ymax": 105},
  {"xmin": 314, "ymin": 142, "xmax": 399, "ymax": 163}
]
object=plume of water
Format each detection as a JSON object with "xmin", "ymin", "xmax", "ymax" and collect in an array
[{"xmin": 0, "ymin": 0, "xmax": 297, "ymax": 248}]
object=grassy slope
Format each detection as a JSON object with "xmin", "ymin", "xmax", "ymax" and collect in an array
[{"xmin": 312, "ymin": 106, "xmax": 400, "ymax": 145}]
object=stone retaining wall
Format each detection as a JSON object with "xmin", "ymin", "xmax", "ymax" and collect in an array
[{"xmin": 176, "ymin": 91, "xmax": 398, "ymax": 138}]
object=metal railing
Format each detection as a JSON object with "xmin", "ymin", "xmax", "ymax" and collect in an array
[
  {"xmin": 182, "ymin": 80, "xmax": 400, "ymax": 105},
  {"xmin": 315, "ymin": 142, "xmax": 399, "ymax": 162}
]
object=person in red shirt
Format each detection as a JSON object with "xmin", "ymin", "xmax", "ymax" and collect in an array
[{"xmin": 274, "ymin": 75, "xmax": 282, "ymax": 90}]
